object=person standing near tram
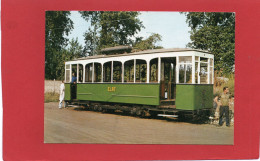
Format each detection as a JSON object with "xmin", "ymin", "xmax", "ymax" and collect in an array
[
  {"xmin": 71, "ymin": 72, "xmax": 77, "ymax": 99},
  {"xmin": 218, "ymin": 86, "xmax": 232, "ymax": 127},
  {"xmin": 59, "ymin": 80, "xmax": 65, "ymax": 109},
  {"xmin": 71, "ymin": 72, "xmax": 77, "ymax": 84}
]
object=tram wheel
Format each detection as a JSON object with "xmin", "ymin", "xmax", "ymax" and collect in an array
[
  {"xmin": 136, "ymin": 108, "xmax": 142, "ymax": 116},
  {"xmin": 98, "ymin": 106, "xmax": 103, "ymax": 112},
  {"xmin": 130, "ymin": 107, "xmax": 137, "ymax": 116}
]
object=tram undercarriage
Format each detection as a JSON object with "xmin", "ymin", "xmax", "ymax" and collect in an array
[{"xmin": 65, "ymin": 99, "xmax": 212, "ymax": 122}]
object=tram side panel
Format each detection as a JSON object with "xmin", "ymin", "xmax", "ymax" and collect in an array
[
  {"xmin": 66, "ymin": 83, "xmax": 160, "ymax": 106},
  {"xmin": 175, "ymin": 84, "xmax": 213, "ymax": 111},
  {"xmin": 64, "ymin": 83, "xmax": 71, "ymax": 100}
]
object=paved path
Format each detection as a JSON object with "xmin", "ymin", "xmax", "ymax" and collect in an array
[{"xmin": 44, "ymin": 102, "xmax": 234, "ymax": 144}]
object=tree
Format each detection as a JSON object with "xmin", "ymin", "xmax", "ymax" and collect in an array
[
  {"xmin": 55, "ymin": 38, "xmax": 84, "ymax": 80},
  {"xmin": 67, "ymin": 38, "xmax": 85, "ymax": 58},
  {"xmin": 133, "ymin": 33, "xmax": 163, "ymax": 51},
  {"xmin": 45, "ymin": 11, "xmax": 73, "ymax": 80},
  {"xmin": 80, "ymin": 11, "xmax": 144, "ymax": 55},
  {"xmin": 184, "ymin": 12, "xmax": 235, "ymax": 74}
]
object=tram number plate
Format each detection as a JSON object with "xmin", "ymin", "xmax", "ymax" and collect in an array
[{"xmin": 108, "ymin": 87, "xmax": 116, "ymax": 92}]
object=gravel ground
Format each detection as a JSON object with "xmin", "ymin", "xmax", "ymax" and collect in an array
[{"xmin": 44, "ymin": 102, "xmax": 234, "ymax": 144}]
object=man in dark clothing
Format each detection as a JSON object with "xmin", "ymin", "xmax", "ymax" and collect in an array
[
  {"xmin": 71, "ymin": 72, "xmax": 77, "ymax": 84},
  {"xmin": 71, "ymin": 72, "xmax": 77, "ymax": 99},
  {"xmin": 219, "ymin": 87, "xmax": 231, "ymax": 127}
]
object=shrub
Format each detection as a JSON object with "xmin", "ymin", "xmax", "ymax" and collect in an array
[{"xmin": 214, "ymin": 73, "xmax": 234, "ymax": 97}]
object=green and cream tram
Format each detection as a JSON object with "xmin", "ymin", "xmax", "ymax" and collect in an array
[{"xmin": 64, "ymin": 47, "xmax": 214, "ymax": 118}]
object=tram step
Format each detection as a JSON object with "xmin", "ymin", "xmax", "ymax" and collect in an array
[
  {"xmin": 72, "ymin": 99, "xmax": 79, "ymax": 102},
  {"xmin": 159, "ymin": 105, "xmax": 176, "ymax": 109},
  {"xmin": 160, "ymin": 99, "xmax": 175, "ymax": 105},
  {"xmin": 158, "ymin": 114, "xmax": 178, "ymax": 118}
]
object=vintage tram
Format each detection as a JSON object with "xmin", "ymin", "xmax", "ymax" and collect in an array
[{"xmin": 64, "ymin": 47, "xmax": 214, "ymax": 118}]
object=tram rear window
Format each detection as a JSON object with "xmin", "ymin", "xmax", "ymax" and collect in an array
[
  {"xmin": 178, "ymin": 56, "xmax": 192, "ymax": 84},
  {"xmin": 200, "ymin": 63, "xmax": 208, "ymax": 84},
  {"xmin": 179, "ymin": 64, "xmax": 192, "ymax": 83}
]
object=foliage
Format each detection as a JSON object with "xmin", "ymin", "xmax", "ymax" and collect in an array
[
  {"xmin": 80, "ymin": 11, "xmax": 144, "ymax": 55},
  {"xmin": 184, "ymin": 12, "xmax": 235, "ymax": 75},
  {"xmin": 133, "ymin": 33, "xmax": 163, "ymax": 52},
  {"xmin": 214, "ymin": 73, "xmax": 234, "ymax": 97},
  {"xmin": 45, "ymin": 11, "xmax": 163, "ymax": 80},
  {"xmin": 56, "ymin": 38, "xmax": 84, "ymax": 80},
  {"xmin": 45, "ymin": 11, "xmax": 73, "ymax": 80}
]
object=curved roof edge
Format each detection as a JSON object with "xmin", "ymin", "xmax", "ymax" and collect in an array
[{"xmin": 74, "ymin": 48, "xmax": 212, "ymax": 61}]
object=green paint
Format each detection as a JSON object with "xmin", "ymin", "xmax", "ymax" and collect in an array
[
  {"xmin": 65, "ymin": 83, "xmax": 213, "ymax": 110},
  {"xmin": 64, "ymin": 83, "xmax": 71, "ymax": 101},
  {"xmin": 176, "ymin": 84, "xmax": 213, "ymax": 110},
  {"xmin": 76, "ymin": 83, "xmax": 160, "ymax": 105}
]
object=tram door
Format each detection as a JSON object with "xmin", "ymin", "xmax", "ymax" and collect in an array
[
  {"xmin": 71, "ymin": 65, "xmax": 78, "ymax": 100},
  {"xmin": 160, "ymin": 58, "xmax": 176, "ymax": 100}
]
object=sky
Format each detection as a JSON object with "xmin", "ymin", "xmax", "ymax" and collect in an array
[{"xmin": 67, "ymin": 11, "xmax": 191, "ymax": 49}]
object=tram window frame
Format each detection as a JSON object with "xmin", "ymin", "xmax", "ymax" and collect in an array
[
  {"xmin": 113, "ymin": 61, "xmax": 122, "ymax": 83},
  {"xmin": 71, "ymin": 64, "xmax": 78, "ymax": 83},
  {"xmin": 194, "ymin": 56, "xmax": 213, "ymax": 84},
  {"xmin": 178, "ymin": 56, "xmax": 193, "ymax": 84},
  {"xmin": 179, "ymin": 64, "xmax": 192, "ymax": 84},
  {"xmin": 199, "ymin": 62, "xmax": 208, "ymax": 84},
  {"xmin": 85, "ymin": 63, "xmax": 93, "ymax": 83},
  {"xmin": 78, "ymin": 64, "xmax": 83, "ymax": 83},
  {"xmin": 65, "ymin": 64, "xmax": 70, "ymax": 83},
  {"xmin": 209, "ymin": 58, "xmax": 214, "ymax": 84},
  {"xmin": 103, "ymin": 61, "xmax": 112, "ymax": 83},
  {"xmin": 195, "ymin": 62, "xmax": 199, "ymax": 84},
  {"xmin": 94, "ymin": 63, "xmax": 102, "ymax": 83},
  {"xmin": 135, "ymin": 59, "xmax": 147, "ymax": 83},
  {"xmin": 161, "ymin": 57, "xmax": 175, "ymax": 83},
  {"xmin": 150, "ymin": 58, "xmax": 158, "ymax": 83},
  {"xmin": 124, "ymin": 60, "xmax": 134, "ymax": 83}
]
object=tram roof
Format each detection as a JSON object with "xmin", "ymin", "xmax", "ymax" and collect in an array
[{"xmin": 72, "ymin": 48, "xmax": 212, "ymax": 61}]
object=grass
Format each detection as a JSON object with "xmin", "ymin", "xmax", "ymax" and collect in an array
[
  {"xmin": 45, "ymin": 92, "xmax": 59, "ymax": 103},
  {"xmin": 214, "ymin": 73, "xmax": 234, "ymax": 97}
]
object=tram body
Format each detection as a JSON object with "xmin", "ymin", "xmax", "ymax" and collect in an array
[{"xmin": 64, "ymin": 48, "xmax": 214, "ymax": 117}]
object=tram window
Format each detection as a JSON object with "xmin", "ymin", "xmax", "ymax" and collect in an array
[
  {"xmin": 209, "ymin": 67, "xmax": 213, "ymax": 84},
  {"xmin": 103, "ymin": 62, "xmax": 112, "ymax": 82},
  {"xmin": 195, "ymin": 62, "xmax": 199, "ymax": 83},
  {"xmin": 210, "ymin": 58, "xmax": 213, "ymax": 66},
  {"xmin": 113, "ymin": 61, "xmax": 122, "ymax": 82},
  {"xmin": 124, "ymin": 60, "xmax": 134, "ymax": 82},
  {"xmin": 85, "ymin": 63, "xmax": 93, "ymax": 82},
  {"xmin": 161, "ymin": 61, "xmax": 164, "ymax": 81},
  {"xmin": 179, "ymin": 64, "xmax": 192, "ymax": 83},
  {"xmin": 71, "ymin": 64, "xmax": 77, "ymax": 82},
  {"xmin": 150, "ymin": 58, "xmax": 158, "ymax": 82},
  {"xmin": 195, "ymin": 56, "xmax": 199, "ymax": 61},
  {"xmin": 65, "ymin": 70, "xmax": 70, "ymax": 83},
  {"xmin": 200, "ymin": 57, "xmax": 208, "ymax": 62},
  {"xmin": 186, "ymin": 65, "xmax": 192, "ymax": 83},
  {"xmin": 166, "ymin": 63, "xmax": 175, "ymax": 82},
  {"xmin": 179, "ymin": 56, "xmax": 192, "ymax": 63},
  {"xmin": 161, "ymin": 58, "xmax": 175, "ymax": 83},
  {"xmin": 200, "ymin": 63, "xmax": 208, "ymax": 84},
  {"xmin": 136, "ymin": 59, "xmax": 147, "ymax": 83},
  {"xmin": 94, "ymin": 63, "xmax": 102, "ymax": 82},
  {"xmin": 65, "ymin": 64, "xmax": 70, "ymax": 83},
  {"xmin": 78, "ymin": 64, "xmax": 83, "ymax": 83}
]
